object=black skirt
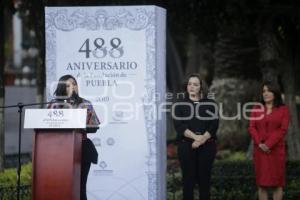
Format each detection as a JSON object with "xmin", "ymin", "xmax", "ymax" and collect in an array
[{"xmin": 82, "ymin": 138, "xmax": 98, "ymax": 164}]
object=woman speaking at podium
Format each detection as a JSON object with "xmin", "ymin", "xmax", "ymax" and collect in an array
[{"xmin": 49, "ymin": 74, "xmax": 100, "ymax": 200}]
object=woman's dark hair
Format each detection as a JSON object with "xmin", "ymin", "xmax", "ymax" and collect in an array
[
  {"xmin": 182, "ymin": 73, "xmax": 209, "ymax": 99},
  {"xmin": 260, "ymin": 80, "xmax": 283, "ymax": 107},
  {"xmin": 54, "ymin": 74, "xmax": 78, "ymax": 99}
]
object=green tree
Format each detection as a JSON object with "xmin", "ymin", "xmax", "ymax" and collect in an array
[
  {"xmin": 17, "ymin": 0, "xmax": 45, "ymax": 105},
  {"xmin": 0, "ymin": 0, "xmax": 5, "ymax": 172},
  {"xmin": 255, "ymin": 5, "xmax": 300, "ymax": 160},
  {"xmin": 270, "ymin": 15, "xmax": 300, "ymax": 160},
  {"xmin": 209, "ymin": 0, "xmax": 261, "ymax": 151},
  {"xmin": 0, "ymin": 0, "xmax": 15, "ymax": 171}
]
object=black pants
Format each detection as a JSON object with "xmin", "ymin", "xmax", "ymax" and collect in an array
[
  {"xmin": 80, "ymin": 161, "xmax": 91, "ymax": 200},
  {"xmin": 178, "ymin": 140, "xmax": 216, "ymax": 200},
  {"xmin": 80, "ymin": 139, "xmax": 98, "ymax": 200}
]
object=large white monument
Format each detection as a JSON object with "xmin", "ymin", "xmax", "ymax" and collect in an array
[{"xmin": 45, "ymin": 6, "xmax": 166, "ymax": 200}]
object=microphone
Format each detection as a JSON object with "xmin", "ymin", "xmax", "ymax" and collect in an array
[
  {"xmin": 69, "ymin": 90, "xmax": 79, "ymax": 104},
  {"xmin": 54, "ymin": 96, "xmax": 68, "ymax": 103},
  {"xmin": 52, "ymin": 95, "xmax": 69, "ymax": 109}
]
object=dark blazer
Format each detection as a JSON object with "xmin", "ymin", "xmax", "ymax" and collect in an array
[{"xmin": 173, "ymin": 97, "xmax": 219, "ymax": 141}]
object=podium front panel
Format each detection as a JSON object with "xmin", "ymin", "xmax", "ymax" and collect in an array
[{"xmin": 32, "ymin": 129, "xmax": 82, "ymax": 200}]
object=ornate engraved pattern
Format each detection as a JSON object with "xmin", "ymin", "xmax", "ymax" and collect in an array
[
  {"xmin": 45, "ymin": 8, "xmax": 151, "ymax": 31},
  {"xmin": 143, "ymin": 17, "xmax": 158, "ymax": 198}
]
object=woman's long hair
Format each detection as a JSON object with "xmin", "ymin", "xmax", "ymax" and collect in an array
[
  {"xmin": 54, "ymin": 74, "xmax": 78, "ymax": 100},
  {"xmin": 260, "ymin": 80, "xmax": 284, "ymax": 107},
  {"xmin": 182, "ymin": 73, "xmax": 209, "ymax": 99}
]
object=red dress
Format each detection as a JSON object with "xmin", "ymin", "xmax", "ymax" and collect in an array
[{"xmin": 248, "ymin": 105, "xmax": 289, "ymax": 187}]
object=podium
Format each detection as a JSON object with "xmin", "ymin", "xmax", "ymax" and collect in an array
[
  {"xmin": 32, "ymin": 129, "xmax": 82, "ymax": 200},
  {"xmin": 24, "ymin": 109, "xmax": 88, "ymax": 200}
]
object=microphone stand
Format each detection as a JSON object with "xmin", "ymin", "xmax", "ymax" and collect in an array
[{"xmin": 0, "ymin": 101, "xmax": 53, "ymax": 200}]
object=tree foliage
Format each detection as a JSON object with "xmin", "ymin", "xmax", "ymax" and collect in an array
[{"xmin": 8, "ymin": 0, "xmax": 300, "ymax": 159}]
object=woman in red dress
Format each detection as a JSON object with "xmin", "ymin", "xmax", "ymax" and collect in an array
[{"xmin": 248, "ymin": 81, "xmax": 289, "ymax": 200}]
